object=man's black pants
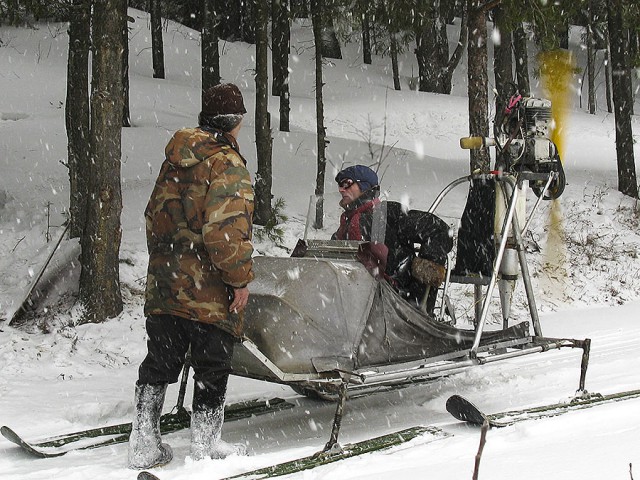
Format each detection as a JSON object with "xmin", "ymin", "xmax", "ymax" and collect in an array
[{"xmin": 138, "ymin": 314, "xmax": 235, "ymax": 409}]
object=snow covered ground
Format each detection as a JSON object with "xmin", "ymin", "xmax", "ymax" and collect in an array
[{"xmin": 1, "ymin": 9, "xmax": 640, "ymax": 480}]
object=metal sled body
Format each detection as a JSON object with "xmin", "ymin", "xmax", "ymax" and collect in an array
[
  {"xmin": 230, "ymin": 254, "xmax": 578, "ymax": 398},
  {"xmin": 231, "ymin": 173, "xmax": 590, "ymax": 399}
]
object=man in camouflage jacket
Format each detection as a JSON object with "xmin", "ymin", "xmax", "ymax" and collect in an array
[{"xmin": 128, "ymin": 83, "xmax": 254, "ymax": 469}]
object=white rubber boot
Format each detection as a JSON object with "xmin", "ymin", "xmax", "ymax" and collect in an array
[
  {"xmin": 189, "ymin": 404, "xmax": 246, "ymax": 460},
  {"xmin": 127, "ymin": 383, "xmax": 173, "ymax": 469}
]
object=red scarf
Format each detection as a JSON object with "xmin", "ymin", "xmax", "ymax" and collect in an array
[{"xmin": 334, "ymin": 198, "xmax": 380, "ymax": 241}]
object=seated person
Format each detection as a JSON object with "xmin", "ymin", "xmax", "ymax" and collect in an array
[
  {"xmin": 331, "ymin": 164, "xmax": 381, "ymax": 241},
  {"xmin": 332, "ymin": 165, "xmax": 453, "ymax": 311}
]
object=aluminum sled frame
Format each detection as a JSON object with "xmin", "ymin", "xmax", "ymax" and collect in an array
[
  {"xmin": 428, "ymin": 171, "xmax": 591, "ymax": 388},
  {"xmin": 431, "ymin": 172, "xmax": 544, "ymax": 335},
  {"xmin": 231, "ymin": 172, "xmax": 591, "ymax": 453},
  {"xmin": 430, "ymin": 172, "xmax": 571, "ymax": 350}
]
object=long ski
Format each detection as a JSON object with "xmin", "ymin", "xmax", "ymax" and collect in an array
[
  {"xmin": 1, "ymin": 397, "xmax": 293, "ymax": 458},
  {"xmin": 446, "ymin": 388, "xmax": 640, "ymax": 428},
  {"xmin": 137, "ymin": 425, "xmax": 450, "ymax": 480}
]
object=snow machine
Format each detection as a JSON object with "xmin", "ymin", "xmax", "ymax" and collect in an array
[
  {"xmin": 231, "ymin": 171, "xmax": 590, "ymax": 402},
  {"xmin": 230, "ymin": 94, "xmax": 590, "ymax": 456},
  {"xmin": 233, "ymin": 250, "xmax": 530, "ymax": 399}
]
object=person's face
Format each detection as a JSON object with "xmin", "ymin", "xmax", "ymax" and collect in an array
[
  {"xmin": 338, "ymin": 178, "xmax": 362, "ymax": 206},
  {"xmin": 229, "ymin": 117, "xmax": 243, "ymax": 139}
]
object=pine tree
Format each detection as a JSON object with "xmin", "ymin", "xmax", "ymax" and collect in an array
[{"xmin": 79, "ymin": 0, "xmax": 126, "ymax": 323}]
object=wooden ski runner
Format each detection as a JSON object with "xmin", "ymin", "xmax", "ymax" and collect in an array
[
  {"xmin": 137, "ymin": 426, "xmax": 449, "ymax": 480},
  {"xmin": 10, "ymin": 223, "xmax": 69, "ymax": 325},
  {"xmin": 1, "ymin": 398, "xmax": 293, "ymax": 458},
  {"xmin": 446, "ymin": 388, "xmax": 640, "ymax": 428}
]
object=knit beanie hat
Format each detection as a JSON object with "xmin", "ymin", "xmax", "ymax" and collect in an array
[
  {"xmin": 335, "ymin": 165, "xmax": 379, "ymax": 192},
  {"xmin": 200, "ymin": 83, "xmax": 247, "ymax": 117}
]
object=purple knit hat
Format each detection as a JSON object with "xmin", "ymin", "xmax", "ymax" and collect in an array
[{"xmin": 335, "ymin": 165, "xmax": 379, "ymax": 191}]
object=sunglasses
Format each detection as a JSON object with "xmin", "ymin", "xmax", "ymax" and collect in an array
[{"xmin": 338, "ymin": 178, "xmax": 355, "ymax": 189}]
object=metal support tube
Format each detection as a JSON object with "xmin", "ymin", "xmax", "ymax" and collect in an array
[
  {"xmin": 174, "ymin": 348, "xmax": 191, "ymax": 411},
  {"xmin": 509, "ymin": 207, "xmax": 543, "ymax": 337},
  {"xmin": 520, "ymin": 173, "xmax": 555, "ymax": 234},
  {"xmin": 350, "ymin": 338, "xmax": 581, "ymax": 388},
  {"xmin": 473, "ymin": 285, "xmax": 483, "ymax": 327},
  {"xmin": 324, "ymin": 376, "xmax": 350, "ymax": 453},
  {"xmin": 427, "ymin": 176, "xmax": 473, "ymax": 214},
  {"xmin": 577, "ymin": 338, "xmax": 592, "ymax": 393},
  {"xmin": 355, "ymin": 360, "xmax": 480, "ymax": 385},
  {"xmin": 437, "ymin": 254, "xmax": 455, "ymax": 322},
  {"xmin": 419, "ymin": 286, "xmax": 431, "ymax": 312},
  {"xmin": 517, "ymin": 246, "xmax": 542, "ymax": 336},
  {"xmin": 303, "ymin": 195, "xmax": 315, "ymax": 241},
  {"xmin": 470, "ymin": 182, "xmax": 520, "ymax": 355}
]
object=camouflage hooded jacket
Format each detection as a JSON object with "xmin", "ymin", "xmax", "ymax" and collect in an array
[{"xmin": 144, "ymin": 127, "xmax": 254, "ymax": 336}]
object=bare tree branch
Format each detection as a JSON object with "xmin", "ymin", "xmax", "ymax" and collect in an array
[{"xmin": 472, "ymin": 419, "xmax": 490, "ymax": 480}]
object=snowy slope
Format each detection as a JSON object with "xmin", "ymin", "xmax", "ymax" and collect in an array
[{"xmin": 1, "ymin": 9, "xmax": 640, "ymax": 480}]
